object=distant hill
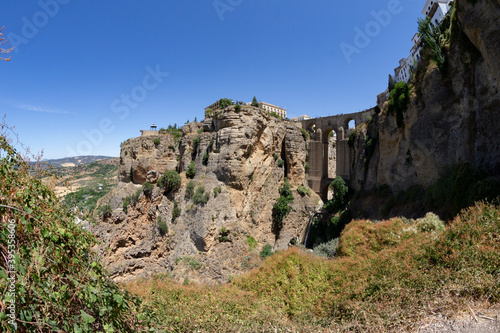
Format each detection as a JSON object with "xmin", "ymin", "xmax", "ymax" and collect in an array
[{"xmin": 30, "ymin": 155, "xmax": 115, "ymax": 169}]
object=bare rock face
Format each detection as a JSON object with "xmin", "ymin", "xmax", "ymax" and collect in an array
[
  {"xmin": 95, "ymin": 106, "xmax": 319, "ymax": 284},
  {"xmin": 350, "ymin": 0, "xmax": 500, "ymax": 193},
  {"xmin": 119, "ymin": 135, "xmax": 178, "ymax": 184}
]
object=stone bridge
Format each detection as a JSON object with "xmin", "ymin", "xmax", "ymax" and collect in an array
[{"xmin": 300, "ymin": 108, "xmax": 375, "ymax": 200}]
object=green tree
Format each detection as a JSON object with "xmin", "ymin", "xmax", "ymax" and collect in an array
[
  {"xmin": 388, "ymin": 74, "xmax": 395, "ymax": 91},
  {"xmin": 251, "ymin": 96, "xmax": 259, "ymax": 107},
  {"xmin": 219, "ymin": 98, "xmax": 234, "ymax": 109},
  {"xmin": 418, "ymin": 17, "xmax": 445, "ymax": 69},
  {"xmin": 324, "ymin": 176, "xmax": 348, "ymax": 212}
]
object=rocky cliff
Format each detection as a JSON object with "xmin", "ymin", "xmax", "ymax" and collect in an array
[
  {"xmin": 95, "ymin": 106, "xmax": 320, "ymax": 284},
  {"xmin": 350, "ymin": 0, "xmax": 500, "ymax": 194}
]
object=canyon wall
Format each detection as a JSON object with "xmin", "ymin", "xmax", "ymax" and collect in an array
[
  {"xmin": 350, "ymin": 0, "xmax": 500, "ymax": 193},
  {"xmin": 96, "ymin": 106, "xmax": 320, "ymax": 284}
]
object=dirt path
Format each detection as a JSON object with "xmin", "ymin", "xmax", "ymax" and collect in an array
[{"xmin": 418, "ymin": 308, "xmax": 500, "ymax": 333}]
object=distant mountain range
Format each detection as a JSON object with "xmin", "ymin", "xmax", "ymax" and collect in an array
[{"xmin": 30, "ymin": 155, "xmax": 115, "ymax": 169}]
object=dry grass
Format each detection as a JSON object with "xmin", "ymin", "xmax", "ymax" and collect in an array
[{"xmin": 125, "ymin": 202, "xmax": 500, "ymax": 332}]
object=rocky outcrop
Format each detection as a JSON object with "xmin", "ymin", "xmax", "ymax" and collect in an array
[
  {"xmin": 350, "ymin": 0, "xmax": 500, "ymax": 193},
  {"xmin": 95, "ymin": 106, "xmax": 320, "ymax": 284},
  {"xmin": 119, "ymin": 135, "xmax": 178, "ymax": 184}
]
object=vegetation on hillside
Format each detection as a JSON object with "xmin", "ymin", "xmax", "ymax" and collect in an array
[
  {"xmin": 126, "ymin": 201, "xmax": 500, "ymax": 332},
  {"xmin": 0, "ymin": 132, "xmax": 155, "ymax": 332}
]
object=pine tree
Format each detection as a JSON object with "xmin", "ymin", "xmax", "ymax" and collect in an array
[{"xmin": 251, "ymin": 96, "xmax": 259, "ymax": 107}]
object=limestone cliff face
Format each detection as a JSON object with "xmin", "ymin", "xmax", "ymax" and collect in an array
[
  {"xmin": 350, "ymin": 0, "xmax": 500, "ymax": 193},
  {"xmin": 119, "ymin": 135, "xmax": 178, "ymax": 184},
  {"xmin": 95, "ymin": 106, "xmax": 319, "ymax": 284}
]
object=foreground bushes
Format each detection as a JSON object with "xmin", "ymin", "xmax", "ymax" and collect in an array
[{"xmin": 0, "ymin": 135, "xmax": 155, "ymax": 332}]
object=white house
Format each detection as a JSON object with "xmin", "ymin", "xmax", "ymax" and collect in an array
[
  {"xmin": 422, "ymin": 0, "xmax": 453, "ymax": 26},
  {"xmin": 392, "ymin": 1, "xmax": 452, "ymax": 84}
]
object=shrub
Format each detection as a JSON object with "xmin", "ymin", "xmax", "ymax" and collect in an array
[
  {"xmin": 246, "ymin": 236, "xmax": 257, "ymax": 250},
  {"xmin": 313, "ymin": 238, "xmax": 339, "ymax": 258},
  {"xmin": 260, "ymin": 244, "xmax": 273, "ymax": 259},
  {"xmin": 272, "ymin": 178, "xmax": 294, "ymax": 236},
  {"xmin": 277, "ymin": 159, "xmax": 284, "ymax": 168},
  {"xmin": 122, "ymin": 196, "xmax": 131, "ymax": 213},
  {"xmin": 387, "ymin": 81, "xmax": 410, "ymax": 128},
  {"xmin": 297, "ymin": 185, "xmax": 311, "ymax": 197},
  {"xmin": 172, "ymin": 201, "xmax": 180, "ymax": 222},
  {"xmin": 234, "ymin": 104, "xmax": 241, "ymax": 112},
  {"xmin": 202, "ymin": 152, "xmax": 209, "ymax": 165},
  {"xmin": 192, "ymin": 186, "xmax": 209, "ymax": 205},
  {"xmin": 219, "ymin": 227, "xmax": 230, "ymax": 242},
  {"xmin": 415, "ymin": 212, "xmax": 445, "ymax": 233},
  {"xmin": 197, "ymin": 129, "xmax": 203, "ymax": 134},
  {"xmin": 213, "ymin": 186, "xmax": 221, "ymax": 198},
  {"xmin": 185, "ymin": 180, "xmax": 195, "ymax": 199},
  {"xmin": 99, "ymin": 204, "xmax": 112, "ymax": 217},
  {"xmin": 157, "ymin": 216, "xmax": 168, "ymax": 236},
  {"xmin": 142, "ymin": 182, "xmax": 154, "ymax": 196},
  {"xmin": 182, "ymin": 257, "xmax": 203, "ymax": 270},
  {"xmin": 323, "ymin": 176, "xmax": 348, "ymax": 212},
  {"xmin": 305, "ymin": 162, "xmax": 310, "ymax": 173},
  {"xmin": 186, "ymin": 161, "xmax": 196, "ymax": 179},
  {"xmin": 153, "ymin": 138, "xmax": 160, "ymax": 146},
  {"xmin": 0, "ymin": 131, "xmax": 149, "ymax": 332},
  {"xmin": 273, "ymin": 153, "xmax": 278, "ymax": 161},
  {"xmin": 300, "ymin": 128, "xmax": 308, "ymax": 141},
  {"xmin": 158, "ymin": 170, "xmax": 182, "ymax": 193},
  {"xmin": 192, "ymin": 136, "xmax": 200, "ymax": 151}
]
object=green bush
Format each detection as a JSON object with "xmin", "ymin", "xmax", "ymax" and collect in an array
[
  {"xmin": 234, "ymin": 104, "xmax": 241, "ymax": 112},
  {"xmin": 313, "ymin": 238, "xmax": 339, "ymax": 258},
  {"xmin": 192, "ymin": 136, "xmax": 200, "ymax": 151},
  {"xmin": 185, "ymin": 180, "xmax": 195, "ymax": 199},
  {"xmin": 153, "ymin": 138, "xmax": 161, "ymax": 145},
  {"xmin": 186, "ymin": 161, "xmax": 196, "ymax": 179},
  {"xmin": 251, "ymin": 96, "xmax": 259, "ymax": 107},
  {"xmin": 260, "ymin": 244, "xmax": 274, "ymax": 259},
  {"xmin": 142, "ymin": 182, "xmax": 154, "ymax": 196},
  {"xmin": 277, "ymin": 159, "xmax": 284, "ymax": 168},
  {"xmin": 387, "ymin": 81, "xmax": 410, "ymax": 128},
  {"xmin": 300, "ymin": 128, "xmax": 308, "ymax": 141},
  {"xmin": 202, "ymin": 152, "xmax": 209, "ymax": 165},
  {"xmin": 157, "ymin": 170, "xmax": 182, "ymax": 193},
  {"xmin": 246, "ymin": 236, "xmax": 257, "ymax": 250},
  {"xmin": 197, "ymin": 129, "xmax": 203, "ymax": 134},
  {"xmin": 273, "ymin": 153, "xmax": 278, "ymax": 161},
  {"xmin": 99, "ymin": 204, "xmax": 112, "ymax": 216},
  {"xmin": 213, "ymin": 186, "xmax": 222, "ymax": 198},
  {"xmin": 157, "ymin": 216, "xmax": 168, "ymax": 236},
  {"xmin": 172, "ymin": 201, "xmax": 180, "ymax": 222},
  {"xmin": 122, "ymin": 196, "xmax": 131, "ymax": 213},
  {"xmin": 297, "ymin": 185, "xmax": 311, "ymax": 197},
  {"xmin": 219, "ymin": 97, "xmax": 234, "ymax": 109},
  {"xmin": 219, "ymin": 227, "xmax": 230, "ymax": 242},
  {"xmin": 323, "ymin": 176, "xmax": 348, "ymax": 212},
  {"xmin": 182, "ymin": 256, "xmax": 203, "ymax": 270},
  {"xmin": 272, "ymin": 178, "xmax": 294, "ymax": 236},
  {"xmin": 0, "ymin": 133, "xmax": 150, "ymax": 332},
  {"xmin": 192, "ymin": 186, "xmax": 209, "ymax": 205},
  {"xmin": 305, "ymin": 162, "xmax": 310, "ymax": 173}
]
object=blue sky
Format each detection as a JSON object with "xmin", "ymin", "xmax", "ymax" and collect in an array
[{"xmin": 1, "ymin": 0, "xmax": 425, "ymax": 159}]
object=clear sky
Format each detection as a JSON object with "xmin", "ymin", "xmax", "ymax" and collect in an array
[{"xmin": 1, "ymin": 0, "xmax": 426, "ymax": 159}]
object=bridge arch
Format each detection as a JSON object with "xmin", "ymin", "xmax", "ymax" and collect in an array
[{"xmin": 300, "ymin": 107, "xmax": 376, "ymax": 200}]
